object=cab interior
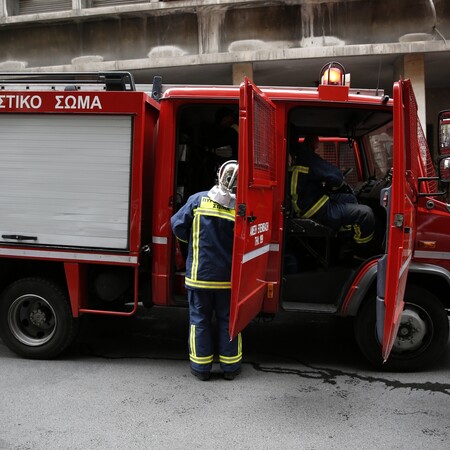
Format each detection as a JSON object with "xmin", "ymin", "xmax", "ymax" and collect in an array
[
  {"xmin": 171, "ymin": 100, "xmax": 394, "ymax": 311},
  {"xmin": 282, "ymin": 104, "xmax": 393, "ymax": 311}
]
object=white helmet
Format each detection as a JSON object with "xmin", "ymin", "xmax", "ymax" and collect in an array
[{"xmin": 207, "ymin": 160, "xmax": 238, "ymax": 209}]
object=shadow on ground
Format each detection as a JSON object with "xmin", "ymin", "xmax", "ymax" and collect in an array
[{"xmin": 68, "ymin": 305, "xmax": 450, "ymax": 373}]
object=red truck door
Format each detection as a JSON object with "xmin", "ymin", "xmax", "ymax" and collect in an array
[
  {"xmin": 229, "ymin": 78, "xmax": 277, "ymax": 339},
  {"xmin": 379, "ymin": 80, "xmax": 418, "ymax": 361}
]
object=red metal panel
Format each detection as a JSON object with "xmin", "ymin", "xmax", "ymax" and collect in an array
[
  {"xmin": 0, "ymin": 90, "xmax": 159, "ymax": 264},
  {"xmin": 229, "ymin": 78, "xmax": 277, "ymax": 339},
  {"xmin": 0, "ymin": 91, "xmax": 155, "ymax": 114},
  {"xmin": 381, "ymin": 81, "xmax": 417, "ymax": 361},
  {"xmin": 151, "ymin": 99, "xmax": 177, "ymax": 306}
]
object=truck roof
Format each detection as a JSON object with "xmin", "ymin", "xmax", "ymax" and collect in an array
[
  {"xmin": 0, "ymin": 71, "xmax": 390, "ymax": 106},
  {"xmin": 160, "ymin": 84, "xmax": 389, "ymax": 106}
]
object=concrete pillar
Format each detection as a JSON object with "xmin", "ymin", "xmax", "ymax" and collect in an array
[
  {"xmin": 0, "ymin": 0, "xmax": 7, "ymax": 17},
  {"xmin": 197, "ymin": 8, "xmax": 226, "ymax": 55},
  {"xmin": 232, "ymin": 63, "xmax": 254, "ymax": 85},
  {"xmin": 394, "ymin": 54, "xmax": 427, "ymax": 135}
]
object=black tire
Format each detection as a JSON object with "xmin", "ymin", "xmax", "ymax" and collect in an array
[
  {"xmin": 354, "ymin": 285, "xmax": 449, "ymax": 371},
  {"xmin": 0, "ymin": 277, "xmax": 79, "ymax": 359}
]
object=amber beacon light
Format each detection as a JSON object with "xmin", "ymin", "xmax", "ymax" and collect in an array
[{"xmin": 319, "ymin": 61, "xmax": 346, "ymax": 86}]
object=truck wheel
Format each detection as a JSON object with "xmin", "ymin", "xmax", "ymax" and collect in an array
[
  {"xmin": 354, "ymin": 285, "xmax": 449, "ymax": 371},
  {"xmin": 0, "ymin": 278, "xmax": 79, "ymax": 359}
]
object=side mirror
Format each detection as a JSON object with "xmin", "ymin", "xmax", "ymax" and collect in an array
[
  {"xmin": 438, "ymin": 110, "xmax": 450, "ymax": 157},
  {"xmin": 438, "ymin": 156, "xmax": 450, "ymax": 183}
]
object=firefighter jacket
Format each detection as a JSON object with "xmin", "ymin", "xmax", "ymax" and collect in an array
[
  {"xmin": 290, "ymin": 146, "xmax": 375, "ymax": 245},
  {"xmin": 290, "ymin": 146, "xmax": 344, "ymax": 218},
  {"xmin": 170, "ymin": 191, "xmax": 235, "ymax": 289}
]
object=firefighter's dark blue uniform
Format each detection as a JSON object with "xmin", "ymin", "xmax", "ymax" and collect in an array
[
  {"xmin": 170, "ymin": 192, "xmax": 242, "ymax": 375},
  {"xmin": 290, "ymin": 144, "xmax": 374, "ymax": 248}
]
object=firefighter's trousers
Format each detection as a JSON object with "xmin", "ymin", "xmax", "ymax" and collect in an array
[
  {"xmin": 188, "ymin": 289, "xmax": 242, "ymax": 374},
  {"xmin": 315, "ymin": 193, "xmax": 375, "ymax": 246}
]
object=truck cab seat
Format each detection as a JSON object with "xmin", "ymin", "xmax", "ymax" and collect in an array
[{"xmin": 286, "ymin": 217, "xmax": 336, "ymax": 268}]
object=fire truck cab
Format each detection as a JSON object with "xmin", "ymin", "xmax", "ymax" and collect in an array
[{"xmin": 0, "ymin": 63, "xmax": 449, "ymax": 371}]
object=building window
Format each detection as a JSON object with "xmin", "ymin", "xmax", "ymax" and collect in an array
[
  {"xmin": 18, "ymin": 0, "xmax": 72, "ymax": 15},
  {"xmin": 90, "ymin": 0, "xmax": 151, "ymax": 7}
]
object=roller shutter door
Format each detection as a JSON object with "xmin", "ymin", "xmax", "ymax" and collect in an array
[
  {"xmin": 18, "ymin": 0, "xmax": 72, "ymax": 15},
  {"xmin": 0, "ymin": 114, "xmax": 133, "ymax": 250}
]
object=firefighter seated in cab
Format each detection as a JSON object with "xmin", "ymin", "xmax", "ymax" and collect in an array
[
  {"xmin": 289, "ymin": 134, "xmax": 375, "ymax": 258},
  {"xmin": 170, "ymin": 161, "xmax": 242, "ymax": 381}
]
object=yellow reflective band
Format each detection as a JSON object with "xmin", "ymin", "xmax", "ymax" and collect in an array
[
  {"xmin": 354, "ymin": 231, "xmax": 374, "ymax": 244},
  {"xmin": 301, "ymin": 195, "xmax": 329, "ymax": 219},
  {"xmin": 353, "ymin": 224, "xmax": 361, "ymax": 240},
  {"xmin": 293, "ymin": 165, "xmax": 309, "ymax": 174},
  {"xmin": 197, "ymin": 209, "xmax": 235, "ymax": 221},
  {"xmin": 198, "ymin": 197, "xmax": 236, "ymax": 220},
  {"xmin": 219, "ymin": 333, "xmax": 243, "ymax": 364},
  {"xmin": 191, "ymin": 213, "xmax": 201, "ymax": 280},
  {"xmin": 185, "ymin": 278, "xmax": 231, "ymax": 289},
  {"xmin": 190, "ymin": 324, "xmax": 196, "ymax": 357},
  {"xmin": 290, "ymin": 166, "xmax": 309, "ymax": 216},
  {"xmin": 189, "ymin": 324, "xmax": 213, "ymax": 364},
  {"xmin": 219, "ymin": 354, "xmax": 242, "ymax": 364},
  {"xmin": 290, "ymin": 169, "xmax": 300, "ymax": 216},
  {"xmin": 238, "ymin": 332, "xmax": 242, "ymax": 355},
  {"xmin": 190, "ymin": 354, "xmax": 214, "ymax": 364},
  {"xmin": 352, "ymin": 224, "xmax": 374, "ymax": 244}
]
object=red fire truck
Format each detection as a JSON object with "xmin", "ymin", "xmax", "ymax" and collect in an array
[{"xmin": 0, "ymin": 63, "xmax": 449, "ymax": 370}]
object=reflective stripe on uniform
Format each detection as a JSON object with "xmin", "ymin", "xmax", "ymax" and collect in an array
[
  {"xmin": 190, "ymin": 354, "xmax": 214, "ymax": 365},
  {"xmin": 219, "ymin": 333, "xmax": 242, "ymax": 364},
  {"xmin": 290, "ymin": 165, "xmax": 329, "ymax": 219},
  {"xmin": 301, "ymin": 195, "xmax": 329, "ymax": 219},
  {"xmin": 190, "ymin": 198, "xmax": 235, "ymax": 282},
  {"xmin": 353, "ymin": 225, "xmax": 374, "ymax": 244},
  {"xmin": 185, "ymin": 278, "xmax": 231, "ymax": 289},
  {"xmin": 191, "ymin": 213, "xmax": 201, "ymax": 281},
  {"xmin": 290, "ymin": 166, "xmax": 309, "ymax": 216},
  {"xmin": 189, "ymin": 324, "xmax": 214, "ymax": 365}
]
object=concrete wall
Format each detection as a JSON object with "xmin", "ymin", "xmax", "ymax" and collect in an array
[{"xmin": 0, "ymin": 0, "xmax": 448, "ymax": 68}]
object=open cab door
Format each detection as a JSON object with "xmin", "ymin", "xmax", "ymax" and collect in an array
[
  {"xmin": 377, "ymin": 80, "xmax": 418, "ymax": 361},
  {"xmin": 229, "ymin": 78, "xmax": 277, "ymax": 339}
]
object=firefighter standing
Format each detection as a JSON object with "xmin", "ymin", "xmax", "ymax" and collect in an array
[
  {"xmin": 290, "ymin": 135, "xmax": 375, "ymax": 255},
  {"xmin": 170, "ymin": 161, "xmax": 242, "ymax": 381}
]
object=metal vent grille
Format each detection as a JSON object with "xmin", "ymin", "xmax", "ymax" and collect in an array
[
  {"xmin": 319, "ymin": 142, "xmax": 337, "ymax": 166},
  {"xmin": 253, "ymin": 93, "xmax": 276, "ymax": 181},
  {"xmin": 338, "ymin": 142, "xmax": 359, "ymax": 186},
  {"xmin": 403, "ymin": 80, "xmax": 437, "ymax": 193},
  {"xmin": 18, "ymin": 0, "xmax": 72, "ymax": 15},
  {"xmin": 318, "ymin": 141, "xmax": 358, "ymax": 187}
]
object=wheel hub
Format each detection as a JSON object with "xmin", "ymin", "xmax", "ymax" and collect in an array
[
  {"xmin": 29, "ymin": 308, "xmax": 48, "ymax": 328},
  {"xmin": 393, "ymin": 308, "xmax": 428, "ymax": 352}
]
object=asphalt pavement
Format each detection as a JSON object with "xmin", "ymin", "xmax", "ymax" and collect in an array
[{"xmin": 1, "ymin": 306, "xmax": 449, "ymax": 450}]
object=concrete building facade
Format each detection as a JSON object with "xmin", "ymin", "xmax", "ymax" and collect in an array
[{"xmin": 0, "ymin": 0, "xmax": 449, "ymax": 150}]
